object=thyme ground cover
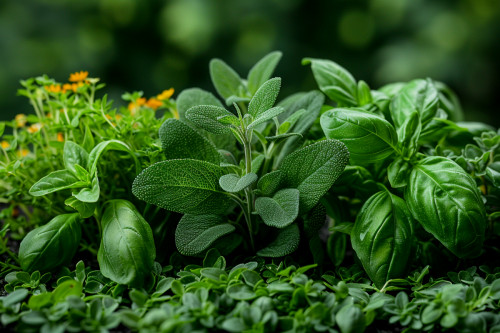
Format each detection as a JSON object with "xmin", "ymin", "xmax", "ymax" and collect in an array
[{"xmin": 1, "ymin": 53, "xmax": 499, "ymax": 332}]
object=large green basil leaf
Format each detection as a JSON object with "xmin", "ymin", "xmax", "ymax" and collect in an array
[
  {"xmin": 19, "ymin": 213, "xmax": 81, "ymax": 273},
  {"xmin": 255, "ymin": 188, "xmax": 300, "ymax": 228},
  {"xmin": 257, "ymin": 224, "xmax": 300, "ymax": 257},
  {"xmin": 73, "ymin": 175, "xmax": 100, "ymax": 203},
  {"xmin": 98, "ymin": 200, "xmax": 155, "ymax": 287},
  {"xmin": 63, "ymin": 141, "xmax": 89, "ymax": 175},
  {"xmin": 248, "ymin": 78, "xmax": 281, "ymax": 118},
  {"xmin": 175, "ymin": 214, "xmax": 235, "ymax": 256},
  {"xmin": 351, "ymin": 191, "xmax": 415, "ymax": 289},
  {"xmin": 132, "ymin": 159, "xmax": 232, "ymax": 215},
  {"xmin": 29, "ymin": 170, "xmax": 87, "ymax": 196},
  {"xmin": 210, "ymin": 59, "xmax": 246, "ymax": 101},
  {"xmin": 321, "ymin": 108, "xmax": 398, "ymax": 164},
  {"xmin": 65, "ymin": 197, "xmax": 96, "ymax": 218},
  {"xmin": 280, "ymin": 140, "xmax": 349, "ymax": 213},
  {"xmin": 159, "ymin": 118, "xmax": 220, "ymax": 164},
  {"xmin": 247, "ymin": 51, "xmax": 282, "ymax": 95},
  {"xmin": 302, "ymin": 58, "xmax": 357, "ymax": 106},
  {"xmin": 405, "ymin": 156, "xmax": 486, "ymax": 258},
  {"xmin": 176, "ymin": 88, "xmax": 224, "ymax": 121}
]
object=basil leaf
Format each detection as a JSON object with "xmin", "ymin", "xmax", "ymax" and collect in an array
[
  {"xmin": 19, "ymin": 213, "xmax": 81, "ymax": 273},
  {"xmin": 73, "ymin": 175, "xmax": 100, "ymax": 203},
  {"xmin": 387, "ymin": 157, "xmax": 412, "ymax": 189},
  {"xmin": 405, "ymin": 156, "xmax": 486, "ymax": 258},
  {"xmin": 176, "ymin": 87, "xmax": 224, "ymax": 122},
  {"xmin": 302, "ymin": 58, "xmax": 357, "ymax": 106},
  {"xmin": 185, "ymin": 105, "xmax": 235, "ymax": 134},
  {"xmin": 175, "ymin": 214, "xmax": 235, "ymax": 256},
  {"xmin": 351, "ymin": 191, "xmax": 415, "ymax": 288},
  {"xmin": 321, "ymin": 108, "xmax": 398, "ymax": 164},
  {"xmin": 159, "ymin": 118, "xmax": 220, "ymax": 164},
  {"xmin": 132, "ymin": 159, "xmax": 232, "ymax": 215},
  {"xmin": 98, "ymin": 200, "xmax": 156, "ymax": 287},
  {"xmin": 255, "ymin": 188, "xmax": 300, "ymax": 228},
  {"xmin": 65, "ymin": 197, "xmax": 96, "ymax": 218},
  {"xmin": 210, "ymin": 59, "xmax": 246, "ymax": 100},
  {"xmin": 280, "ymin": 140, "xmax": 349, "ymax": 213},
  {"xmin": 248, "ymin": 78, "xmax": 281, "ymax": 118},
  {"xmin": 29, "ymin": 170, "xmax": 87, "ymax": 196},
  {"xmin": 63, "ymin": 141, "xmax": 89, "ymax": 175},
  {"xmin": 219, "ymin": 173, "xmax": 258, "ymax": 193},
  {"xmin": 257, "ymin": 224, "xmax": 300, "ymax": 257},
  {"xmin": 88, "ymin": 140, "xmax": 138, "ymax": 176},
  {"xmin": 247, "ymin": 51, "xmax": 282, "ymax": 95}
]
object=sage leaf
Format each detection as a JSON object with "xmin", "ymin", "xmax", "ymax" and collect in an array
[
  {"xmin": 257, "ymin": 224, "xmax": 300, "ymax": 257},
  {"xmin": 98, "ymin": 200, "xmax": 156, "ymax": 287},
  {"xmin": 280, "ymin": 140, "xmax": 349, "ymax": 213},
  {"xmin": 63, "ymin": 141, "xmax": 89, "ymax": 175},
  {"xmin": 175, "ymin": 214, "xmax": 235, "ymax": 256},
  {"xmin": 302, "ymin": 58, "xmax": 357, "ymax": 106},
  {"xmin": 247, "ymin": 106, "xmax": 285, "ymax": 130},
  {"xmin": 257, "ymin": 170, "xmax": 284, "ymax": 196},
  {"xmin": 176, "ymin": 87, "xmax": 224, "ymax": 121},
  {"xmin": 219, "ymin": 173, "xmax": 258, "ymax": 193},
  {"xmin": 321, "ymin": 108, "xmax": 398, "ymax": 164},
  {"xmin": 255, "ymin": 188, "xmax": 300, "ymax": 228},
  {"xmin": 159, "ymin": 118, "xmax": 220, "ymax": 164},
  {"xmin": 132, "ymin": 159, "xmax": 232, "ymax": 215},
  {"xmin": 405, "ymin": 156, "xmax": 486, "ymax": 258},
  {"xmin": 185, "ymin": 105, "xmax": 235, "ymax": 134},
  {"xmin": 19, "ymin": 213, "xmax": 81, "ymax": 273},
  {"xmin": 248, "ymin": 78, "xmax": 281, "ymax": 117},
  {"xmin": 247, "ymin": 51, "xmax": 282, "ymax": 94},
  {"xmin": 303, "ymin": 203, "xmax": 327, "ymax": 239},
  {"xmin": 29, "ymin": 170, "xmax": 86, "ymax": 196},
  {"xmin": 210, "ymin": 59, "xmax": 246, "ymax": 100},
  {"xmin": 351, "ymin": 191, "xmax": 415, "ymax": 288}
]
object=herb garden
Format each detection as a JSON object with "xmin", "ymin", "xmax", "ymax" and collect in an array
[{"xmin": 0, "ymin": 52, "xmax": 499, "ymax": 332}]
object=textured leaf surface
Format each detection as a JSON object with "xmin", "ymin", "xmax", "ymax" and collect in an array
[
  {"xmin": 303, "ymin": 203, "xmax": 327, "ymax": 239},
  {"xmin": 176, "ymin": 88, "xmax": 224, "ymax": 121},
  {"xmin": 63, "ymin": 141, "xmax": 89, "ymax": 175},
  {"xmin": 351, "ymin": 191, "xmax": 414, "ymax": 288},
  {"xmin": 132, "ymin": 159, "xmax": 232, "ymax": 215},
  {"xmin": 19, "ymin": 213, "xmax": 81, "ymax": 273},
  {"xmin": 302, "ymin": 58, "xmax": 357, "ymax": 106},
  {"xmin": 185, "ymin": 105, "xmax": 235, "ymax": 134},
  {"xmin": 257, "ymin": 224, "xmax": 300, "ymax": 257},
  {"xmin": 210, "ymin": 59, "xmax": 245, "ymax": 100},
  {"xmin": 280, "ymin": 140, "xmax": 349, "ymax": 213},
  {"xmin": 175, "ymin": 214, "xmax": 235, "ymax": 256},
  {"xmin": 255, "ymin": 188, "xmax": 300, "ymax": 228},
  {"xmin": 405, "ymin": 156, "xmax": 486, "ymax": 258},
  {"xmin": 98, "ymin": 200, "xmax": 156, "ymax": 287},
  {"xmin": 321, "ymin": 108, "xmax": 398, "ymax": 164},
  {"xmin": 247, "ymin": 106, "xmax": 285, "ymax": 130},
  {"xmin": 247, "ymin": 51, "xmax": 282, "ymax": 94},
  {"xmin": 257, "ymin": 170, "xmax": 283, "ymax": 196},
  {"xmin": 219, "ymin": 173, "xmax": 257, "ymax": 193},
  {"xmin": 248, "ymin": 78, "xmax": 281, "ymax": 117},
  {"xmin": 29, "ymin": 170, "xmax": 86, "ymax": 196},
  {"xmin": 159, "ymin": 118, "xmax": 220, "ymax": 164}
]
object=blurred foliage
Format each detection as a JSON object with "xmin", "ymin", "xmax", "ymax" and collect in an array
[{"xmin": 1, "ymin": 0, "xmax": 500, "ymax": 126}]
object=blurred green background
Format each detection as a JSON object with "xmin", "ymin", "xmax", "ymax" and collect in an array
[{"xmin": 1, "ymin": 0, "xmax": 499, "ymax": 126}]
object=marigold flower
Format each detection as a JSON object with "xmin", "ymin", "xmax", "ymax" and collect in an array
[
  {"xmin": 146, "ymin": 98, "xmax": 163, "ymax": 110},
  {"xmin": 157, "ymin": 88, "xmax": 174, "ymax": 101},
  {"xmin": 27, "ymin": 123, "xmax": 43, "ymax": 134},
  {"xmin": 44, "ymin": 84, "xmax": 62, "ymax": 93},
  {"xmin": 69, "ymin": 71, "xmax": 89, "ymax": 82},
  {"xmin": 128, "ymin": 97, "xmax": 147, "ymax": 116},
  {"xmin": 1, "ymin": 141, "xmax": 9, "ymax": 149},
  {"xmin": 57, "ymin": 132, "xmax": 64, "ymax": 142},
  {"xmin": 15, "ymin": 114, "xmax": 27, "ymax": 128}
]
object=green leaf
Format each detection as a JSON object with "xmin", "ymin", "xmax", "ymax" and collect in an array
[
  {"xmin": 351, "ymin": 191, "xmax": 415, "ymax": 288},
  {"xmin": 247, "ymin": 106, "xmax": 285, "ymax": 130},
  {"xmin": 405, "ymin": 157, "xmax": 486, "ymax": 258},
  {"xmin": 247, "ymin": 51, "xmax": 282, "ymax": 95},
  {"xmin": 51, "ymin": 280, "xmax": 83, "ymax": 304},
  {"xmin": 65, "ymin": 196, "xmax": 96, "ymax": 218},
  {"xmin": 302, "ymin": 58, "xmax": 357, "ymax": 106},
  {"xmin": 265, "ymin": 133, "xmax": 303, "ymax": 144},
  {"xmin": 210, "ymin": 59, "xmax": 246, "ymax": 100},
  {"xmin": 255, "ymin": 188, "xmax": 299, "ymax": 228},
  {"xmin": 185, "ymin": 105, "xmax": 235, "ymax": 134},
  {"xmin": 175, "ymin": 214, "xmax": 235, "ymax": 256},
  {"xmin": 73, "ymin": 175, "xmax": 100, "ymax": 203},
  {"xmin": 357, "ymin": 80, "xmax": 373, "ymax": 106},
  {"xmin": 88, "ymin": 140, "xmax": 138, "ymax": 176},
  {"xmin": 19, "ymin": 213, "xmax": 81, "ymax": 273},
  {"xmin": 219, "ymin": 173, "xmax": 258, "ymax": 193},
  {"xmin": 82, "ymin": 125, "xmax": 95, "ymax": 153},
  {"xmin": 176, "ymin": 88, "xmax": 224, "ymax": 121},
  {"xmin": 321, "ymin": 108, "xmax": 398, "ymax": 164},
  {"xmin": 159, "ymin": 118, "xmax": 220, "ymax": 164},
  {"xmin": 387, "ymin": 157, "xmax": 412, "ymax": 189},
  {"xmin": 397, "ymin": 111, "xmax": 421, "ymax": 158},
  {"xmin": 63, "ymin": 141, "xmax": 89, "ymax": 175},
  {"xmin": 280, "ymin": 140, "xmax": 349, "ymax": 213},
  {"xmin": 132, "ymin": 159, "xmax": 232, "ymax": 215},
  {"xmin": 257, "ymin": 170, "xmax": 283, "ymax": 196},
  {"xmin": 303, "ymin": 203, "xmax": 327, "ymax": 238},
  {"xmin": 248, "ymin": 78, "xmax": 281, "ymax": 117},
  {"xmin": 29, "ymin": 170, "xmax": 87, "ymax": 196},
  {"xmin": 0, "ymin": 122, "xmax": 5, "ymax": 137},
  {"xmin": 226, "ymin": 284, "xmax": 256, "ymax": 301},
  {"xmin": 335, "ymin": 305, "xmax": 366, "ymax": 333},
  {"xmin": 257, "ymin": 224, "xmax": 300, "ymax": 257},
  {"xmin": 98, "ymin": 200, "xmax": 156, "ymax": 287}
]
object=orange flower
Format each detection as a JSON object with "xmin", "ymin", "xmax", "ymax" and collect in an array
[
  {"xmin": 27, "ymin": 123, "xmax": 42, "ymax": 134},
  {"xmin": 62, "ymin": 82, "xmax": 84, "ymax": 93},
  {"xmin": 17, "ymin": 149, "xmax": 29, "ymax": 158},
  {"xmin": 157, "ymin": 88, "xmax": 174, "ymax": 100},
  {"xmin": 57, "ymin": 132, "xmax": 64, "ymax": 142},
  {"xmin": 69, "ymin": 71, "xmax": 89, "ymax": 82},
  {"xmin": 128, "ymin": 97, "xmax": 147, "ymax": 116},
  {"xmin": 15, "ymin": 114, "xmax": 27, "ymax": 128},
  {"xmin": 1, "ymin": 141, "xmax": 9, "ymax": 149},
  {"xmin": 146, "ymin": 98, "xmax": 163, "ymax": 110},
  {"xmin": 115, "ymin": 114, "xmax": 123, "ymax": 121},
  {"xmin": 45, "ymin": 84, "xmax": 62, "ymax": 93}
]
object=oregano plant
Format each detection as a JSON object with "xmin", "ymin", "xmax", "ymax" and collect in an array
[{"xmin": 132, "ymin": 52, "xmax": 349, "ymax": 258}]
